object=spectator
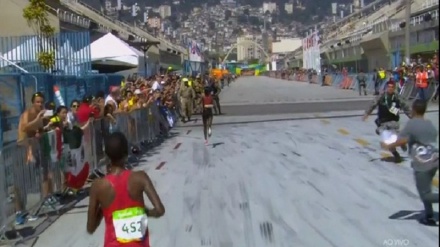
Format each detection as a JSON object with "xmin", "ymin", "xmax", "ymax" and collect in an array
[
  {"xmin": 67, "ymin": 100, "xmax": 79, "ymax": 129},
  {"xmin": 44, "ymin": 106, "xmax": 69, "ymax": 131},
  {"xmin": 105, "ymin": 86, "xmax": 120, "ymax": 110},
  {"xmin": 77, "ymin": 96, "xmax": 97, "ymax": 125},
  {"xmin": 18, "ymin": 92, "xmax": 46, "ymax": 142}
]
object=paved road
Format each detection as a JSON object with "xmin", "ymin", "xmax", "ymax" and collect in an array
[
  {"xmin": 221, "ymin": 76, "xmax": 373, "ymax": 106},
  {"xmin": 14, "ymin": 77, "xmax": 440, "ymax": 247},
  {"xmin": 31, "ymin": 112, "xmax": 439, "ymax": 247},
  {"xmin": 218, "ymin": 76, "xmax": 374, "ymax": 115},
  {"xmin": 221, "ymin": 100, "xmax": 372, "ymax": 116}
]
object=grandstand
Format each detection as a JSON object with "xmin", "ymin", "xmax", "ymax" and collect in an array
[
  {"xmin": 285, "ymin": 0, "xmax": 438, "ymax": 71},
  {"xmin": 57, "ymin": 0, "xmax": 186, "ymax": 54}
]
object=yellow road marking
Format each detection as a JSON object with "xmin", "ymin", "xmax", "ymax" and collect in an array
[
  {"xmin": 338, "ymin": 128, "xmax": 350, "ymax": 135},
  {"xmin": 380, "ymin": 152, "xmax": 393, "ymax": 158},
  {"xmin": 354, "ymin": 138, "xmax": 370, "ymax": 147},
  {"xmin": 320, "ymin": 119, "xmax": 330, "ymax": 124}
]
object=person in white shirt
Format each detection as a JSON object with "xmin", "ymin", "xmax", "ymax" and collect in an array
[
  {"xmin": 105, "ymin": 86, "xmax": 120, "ymax": 110},
  {"xmin": 152, "ymin": 78, "xmax": 161, "ymax": 91}
]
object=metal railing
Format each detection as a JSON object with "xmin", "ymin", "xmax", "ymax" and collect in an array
[
  {"xmin": 264, "ymin": 71, "xmax": 438, "ymax": 103},
  {"xmin": 419, "ymin": 0, "xmax": 439, "ymax": 11},
  {"xmin": 57, "ymin": 10, "xmax": 91, "ymax": 28},
  {"xmin": 0, "ymin": 104, "xmax": 176, "ymax": 244},
  {"xmin": 67, "ymin": 0, "xmax": 185, "ymax": 53},
  {"xmin": 389, "ymin": 8, "xmax": 439, "ymax": 31}
]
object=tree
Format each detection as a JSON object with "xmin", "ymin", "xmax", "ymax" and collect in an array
[
  {"xmin": 243, "ymin": 9, "xmax": 250, "ymax": 16},
  {"xmin": 23, "ymin": 0, "xmax": 56, "ymax": 71}
]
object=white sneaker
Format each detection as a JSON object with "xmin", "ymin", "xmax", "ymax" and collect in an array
[{"xmin": 208, "ymin": 127, "xmax": 212, "ymax": 137}]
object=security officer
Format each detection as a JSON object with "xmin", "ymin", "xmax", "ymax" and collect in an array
[
  {"xmin": 179, "ymin": 78, "xmax": 195, "ymax": 122},
  {"xmin": 357, "ymin": 69, "xmax": 368, "ymax": 96},
  {"xmin": 362, "ymin": 80, "xmax": 412, "ymax": 163}
]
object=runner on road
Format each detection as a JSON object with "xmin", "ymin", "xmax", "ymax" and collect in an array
[
  {"xmin": 87, "ymin": 132, "xmax": 165, "ymax": 247},
  {"xmin": 202, "ymin": 87, "xmax": 214, "ymax": 145}
]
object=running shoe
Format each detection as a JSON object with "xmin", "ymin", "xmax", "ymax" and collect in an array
[
  {"xmin": 208, "ymin": 127, "xmax": 212, "ymax": 137},
  {"xmin": 205, "ymin": 140, "xmax": 209, "ymax": 145},
  {"xmin": 15, "ymin": 211, "xmax": 27, "ymax": 225}
]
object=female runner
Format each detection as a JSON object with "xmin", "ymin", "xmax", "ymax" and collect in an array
[{"xmin": 202, "ymin": 86, "xmax": 214, "ymax": 145}]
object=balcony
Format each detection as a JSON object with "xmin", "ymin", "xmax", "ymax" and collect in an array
[{"xmin": 389, "ymin": 8, "xmax": 439, "ymax": 32}]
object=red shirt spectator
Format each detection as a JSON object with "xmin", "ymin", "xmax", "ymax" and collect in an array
[
  {"xmin": 76, "ymin": 96, "xmax": 99, "ymax": 124},
  {"xmin": 76, "ymin": 102, "xmax": 94, "ymax": 124}
]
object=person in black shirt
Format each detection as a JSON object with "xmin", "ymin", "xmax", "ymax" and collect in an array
[{"xmin": 362, "ymin": 81, "xmax": 412, "ymax": 163}]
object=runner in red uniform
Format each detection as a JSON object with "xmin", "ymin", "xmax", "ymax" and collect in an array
[
  {"xmin": 87, "ymin": 132, "xmax": 165, "ymax": 247},
  {"xmin": 202, "ymin": 87, "xmax": 214, "ymax": 145}
]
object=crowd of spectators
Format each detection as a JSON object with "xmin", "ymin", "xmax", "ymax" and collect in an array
[{"xmin": 11, "ymin": 72, "xmax": 228, "ymax": 225}]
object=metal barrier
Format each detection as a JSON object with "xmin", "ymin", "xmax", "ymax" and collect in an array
[
  {"xmin": 0, "ymin": 73, "xmax": 125, "ymax": 147},
  {"xmin": 263, "ymin": 71, "xmax": 439, "ymax": 102},
  {"xmin": 0, "ymin": 104, "xmax": 176, "ymax": 244}
]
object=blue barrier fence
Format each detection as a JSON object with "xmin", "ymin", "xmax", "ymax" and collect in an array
[{"xmin": 0, "ymin": 73, "xmax": 124, "ymax": 147}]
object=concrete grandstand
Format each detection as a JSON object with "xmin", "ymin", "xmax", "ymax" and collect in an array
[
  {"xmin": 0, "ymin": 0, "xmax": 187, "ymax": 68},
  {"xmin": 285, "ymin": 0, "xmax": 439, "ymax": 71}
]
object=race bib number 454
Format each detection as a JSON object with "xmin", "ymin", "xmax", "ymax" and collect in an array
[{"xmin": 113, "ymin": 207, "xmax": 148, "ymax": 243}]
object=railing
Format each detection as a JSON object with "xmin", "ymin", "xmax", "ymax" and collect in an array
[
  {"xmin": 71, "ymin": 0, "xmax": 185, "ymax": 53},
  {"xmin": 61, "ymin": 0, "xmax": 133, "ymax": 39},
  {"xmin": 389, "ymin": 8, "xmax": 439, "ymax": 31},
  {"xmin": 324, "ymin": 0, "xmax": 405, "ymax": 43},
  {"xmin": 0, "ymin": 104, "xmax": 177, "ymax": 243},
  {"xmin": 57, "ymin": 10, "xmax": 90, "ymax": 28},
  {"xmin": 419, "ymin": 0, "xmax": 439, "ymax": 11},
  {"xmin": 264, "ymin": 71, "xmax": 438, "ymax": 103}
]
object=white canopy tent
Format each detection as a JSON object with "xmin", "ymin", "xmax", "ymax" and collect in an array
[{"xmin": 73, "ymin": 33, "xmax": 143, "ymax": 67}]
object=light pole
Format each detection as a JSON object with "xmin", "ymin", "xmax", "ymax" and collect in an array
[
  {"xmin": 129, "ymin": 41, "xmax": 160, "ymax": 77},
  {"xmin": 404, "ymin": 0, "xmax": 411, "ymax": 64}
]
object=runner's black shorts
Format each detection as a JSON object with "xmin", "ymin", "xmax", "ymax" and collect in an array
[{"xmin": 202, "ymin": 108, "xmax": 213, "ymax": 124}]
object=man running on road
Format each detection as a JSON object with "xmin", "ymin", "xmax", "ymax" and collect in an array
[
  {"xmin": 87, "ymin": 132, "xmax": 165, "ymax": 247},
  {"xmin": 363, "ymin": 80, "xmax": 412, "ymax": 163}
]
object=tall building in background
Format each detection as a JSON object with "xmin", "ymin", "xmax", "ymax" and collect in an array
[
  {"xmin": 117, "ymin": 0, "xmax": 122, "ymax": 10},
  {"xmin": 284, "ymin": 3, "xmax": 293, "ymax": 14},
  {"xmin": 159, "ymin": 5, "xmax": 172, "ymax": 19},
  {"xmin": 353, "ymin": 0, "xmax": 361, "ymax": 12},
  {"xmin": 262, "ymin": 2, "xmax": 277, "ymax": 13},
  {"xmin": 331, "ymin": 3, "xmax": 337, "ymax": 22}
]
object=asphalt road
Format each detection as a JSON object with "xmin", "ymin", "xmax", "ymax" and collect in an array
[
  {"xmin": 14, "ymin": 76, "xmax": 440, "ymax": 247},
  {"xmin": 220, "ymin": 100, "xmax": 372, "ymax": 116},
  {"xmin": 32, "ymin": 112, "xmax": 439, "ymax": 247}
]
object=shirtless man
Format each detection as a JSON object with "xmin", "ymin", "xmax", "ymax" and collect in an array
[
  {"xmin": 15, "ymin": 92, "xmax": 54, "ymax": 224},
  {"xmin": 87, "ymin": 132, "xmax": 165, "ymax": 247}
]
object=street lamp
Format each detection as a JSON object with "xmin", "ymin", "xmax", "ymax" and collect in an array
[{"xmin": 129, "ymin": 40, "xmax": 160, "ymax": 77}]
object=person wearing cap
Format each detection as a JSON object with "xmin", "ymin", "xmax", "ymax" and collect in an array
[
  {"xmin": 179, "ymin": 78, "xmax": 195, "ymax": 122},
  {"xmin": 133, "ymin": 89, "xmax": 143, "ymax": 108}
]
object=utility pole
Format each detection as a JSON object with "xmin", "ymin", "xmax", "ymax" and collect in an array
[{"xmin": 404, "ymin": 0, "xmax": 411, "ymax": 64}]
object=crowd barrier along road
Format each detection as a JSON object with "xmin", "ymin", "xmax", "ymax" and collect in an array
[
  {"xmin": 0, "ymin": 104, "xmax": 175, "ymax": 245},
  {"xmin": 264, "ymin": 71, "xmax": 439, "ymax": 102}
]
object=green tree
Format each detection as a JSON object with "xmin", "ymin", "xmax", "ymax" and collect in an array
[{"xmin": 23, "ymin": 0, "xmax": 56, "ymax": 71}]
